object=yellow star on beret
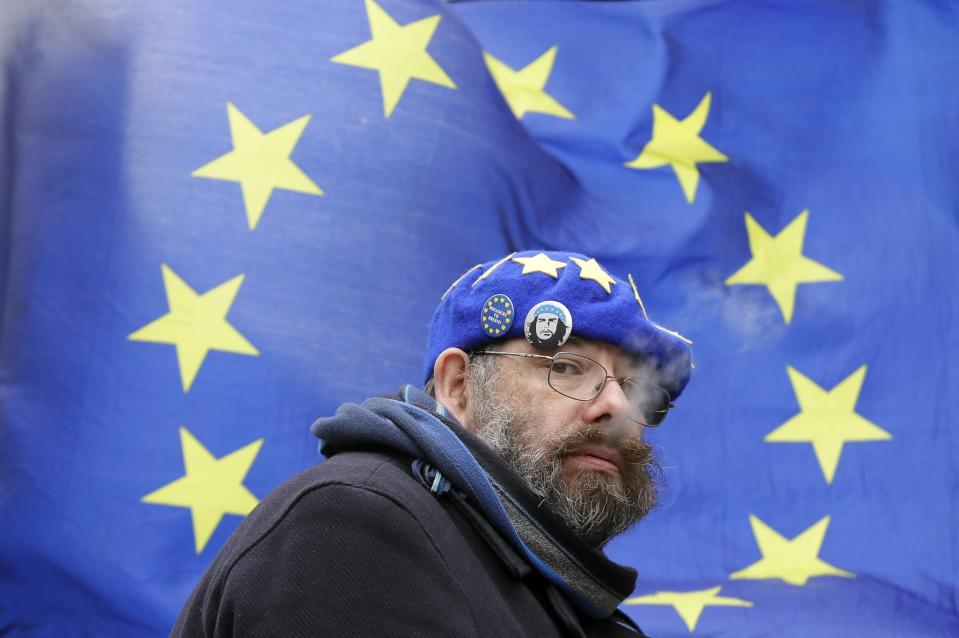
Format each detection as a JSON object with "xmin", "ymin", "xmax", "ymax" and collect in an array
[
  {"xmin": 512, "ymin": 253, "xmax": 568, "ymax": 278},
  {"xmin": 570, "ymin": 256, "xmax": 616, "ymax": 293}
]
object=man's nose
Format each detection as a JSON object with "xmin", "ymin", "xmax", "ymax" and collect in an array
[{"xmin": 582, "ymin": 377, "xmax": 634, "ymax": 430}]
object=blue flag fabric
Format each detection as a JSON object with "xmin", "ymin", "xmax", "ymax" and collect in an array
[{"xmin": 1, "ymin": 0, "xmax": 957, "ymax": 635}]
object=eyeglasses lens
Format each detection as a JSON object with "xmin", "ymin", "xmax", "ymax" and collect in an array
[
  {"xmin": 547, "ymin": 353, "xmax": 672, "ymax": 426},
  {"xmin": 547, "ymin": 353, "xmax": 604, "ymax": 400},
  {"xmin": 623, "ymin": 379, "xmax": 671, "ymax": 426}
]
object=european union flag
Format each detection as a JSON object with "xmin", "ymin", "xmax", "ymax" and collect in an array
[{"xmin": 1, "ymin": 0, "xmax": 957, "ymax": 635}]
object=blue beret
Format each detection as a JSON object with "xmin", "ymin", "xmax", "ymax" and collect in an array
[{"xmin": 424, "ymin": 250, "xmax": 694, "ymax": 399}]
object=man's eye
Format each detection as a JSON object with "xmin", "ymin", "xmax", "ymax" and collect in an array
[{"xmin": 551, "ymin": 362, "xmax": 582, "ymax": 375}]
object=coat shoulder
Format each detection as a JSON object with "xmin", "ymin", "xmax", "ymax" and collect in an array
[
  {"xmin": 206, "ymin": 450, "xmax": 458, "ymax": 584},
  {"xmin": 241, "ymin": 451, "xmax": 429, "ymax": 532},
  {"xmin": 172, "ymin": 451, "xmax": 482, "ymax": 637}
]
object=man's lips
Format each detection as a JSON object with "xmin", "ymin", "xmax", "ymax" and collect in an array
[{"xmin": 564, "ymin": 446, "xmax": 622, "ymax": 475}]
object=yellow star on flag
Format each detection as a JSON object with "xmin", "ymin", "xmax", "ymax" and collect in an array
[
  {"xmin": 512, "ymin": 252, "xmax": 568, "ymax": 278},
  {"xmin": 626, "ymin": 586, "xmax": 752, "ymax": 632},
  {"xmin": 483, "ymin": 46, "xmax": 574, "ymax": 120},
  {"xmin": 570, "ymin": 256, "xmax": 616, "ymax": 293},
  {"xmin": 331, "ymin": 0, "xmax": 455, "ymax": 117},
  {"xmin": 766, "ymin": 365, "xmax": 891, "ymax": 483},
  {"xmin": 730, "ymin": 514, "xmax": 854, "ymax": 586},
  {"xmin": 143, "ymin": 427, "xmax": 263, "ymax": 554},
  {"xmin": 128, "ymin": 265, "xmax": 259, "ymax": 392},
  {"xmin": 624, "ymin": 92, "xmax": 727, "ymax": 203},
  {"xmin": 725, "ymin": 210, "xmax": 843, "ymax": 324},
  {"xmin": 192, "ymin": 103, "xmax": 323, "ymax": 231}
]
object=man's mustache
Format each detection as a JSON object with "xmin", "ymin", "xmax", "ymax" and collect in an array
[{"xmin": 550, "ymin": 424, "xmax": 654, "ymax": 470}]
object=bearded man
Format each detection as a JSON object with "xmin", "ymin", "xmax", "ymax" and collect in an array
[{"xmin": 172, "ymin": 250, "xmax": 692, "ymax": 637}]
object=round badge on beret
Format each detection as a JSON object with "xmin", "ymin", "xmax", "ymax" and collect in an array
[
  {"xmin": 482, "ymin": 294, "xmax": 514, "ymax": 337},
  {"xmin": 524, "ymin": 300, "xmax": 572, "ymax": 350}
]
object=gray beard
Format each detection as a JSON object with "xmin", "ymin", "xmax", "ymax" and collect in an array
[{"xmin": 468, "ymin": 370, "xmax": 660, "ymax": 549}]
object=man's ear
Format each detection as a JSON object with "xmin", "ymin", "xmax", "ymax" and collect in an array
[{"xmin": 433, "ymin": 347, "xmax": 473, "ymax": 430}]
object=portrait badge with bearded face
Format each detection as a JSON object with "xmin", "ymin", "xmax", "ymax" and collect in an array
[{"xmin": 524, "ymin": 300, "xmax": 572, "ymax": 350}]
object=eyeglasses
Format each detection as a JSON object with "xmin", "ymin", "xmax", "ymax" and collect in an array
[{"xmin": 473, "ymin": 350, "xmax": 674, "ymax": 427}]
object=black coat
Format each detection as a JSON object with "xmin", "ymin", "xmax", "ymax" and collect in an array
[{"xmin": 172, "ymin": 390, "xmax": 650, "ymax": 637}]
